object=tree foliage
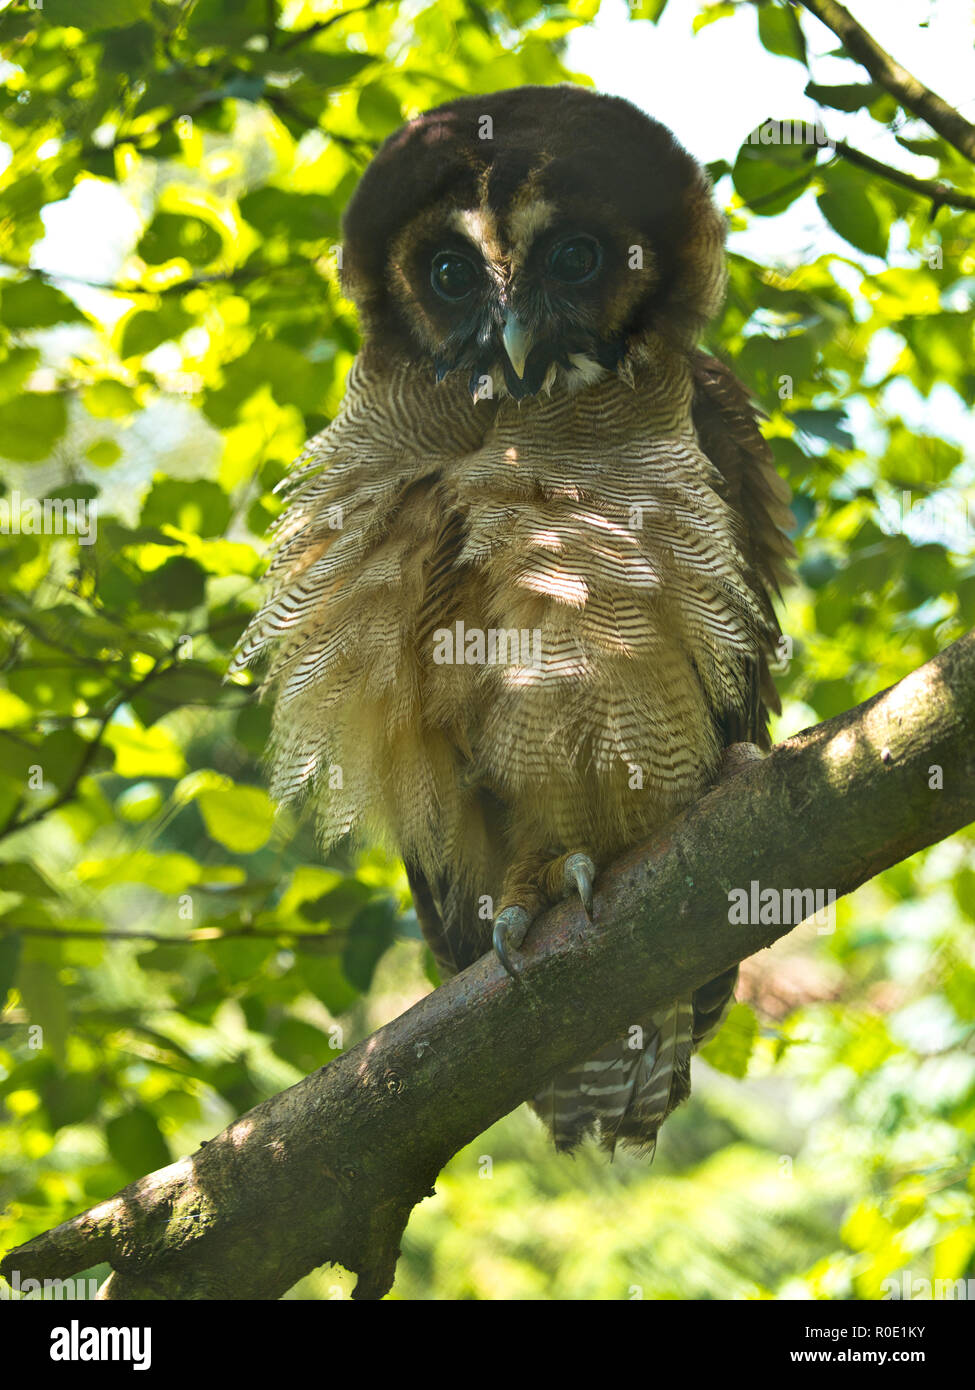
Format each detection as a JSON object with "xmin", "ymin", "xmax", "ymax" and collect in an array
[{"xmin": 1, "ymin": 0, "xmax": 974, "ymax": 1300}]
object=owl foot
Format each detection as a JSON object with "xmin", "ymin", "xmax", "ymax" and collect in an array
[
  {"xmin": 562, "ymin": 852, "xmax": 595, "ymax": 920},
  {"xmin": 493, "ymin": 906, "xmax": 532, "ymax": 978},
  {"xmin": 493, "ymin": 850, "xmax": 597, "ymax": 977},
  {"xmin": 718, "ymin": 741, "xmax": 766, "ymax": 780}
]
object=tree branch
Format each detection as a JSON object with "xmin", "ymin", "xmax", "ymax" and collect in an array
[
  {"xmin": 277, "ymin": 0, "xmax": 387, "ymax": 52},
  {"xmin": 798, "ymin": 0, "xmax": 975, "ymax": 163},
  {"xmin": 2, "ymin": 632, "xmax": 973, "ymax": 1300},
  {"xmin": 0, "ymin": 923, "xmax": 352, "ymax": 948},
  {"xmin": 0, "ymin": 658, "xmax": 177, "ymax": 841},
  {"xmin": 826, "ymin": 138, "xmax": 975, "ymax": 212}
]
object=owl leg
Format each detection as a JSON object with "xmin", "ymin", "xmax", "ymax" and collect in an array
[{"xmin": 493, "ymin": 849, "xmax": 597, "ymax": 977}]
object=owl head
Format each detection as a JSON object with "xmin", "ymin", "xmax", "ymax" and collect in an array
[{"xmin": 341, "ymin": 84, "xmax": 727, "ymax": 401}]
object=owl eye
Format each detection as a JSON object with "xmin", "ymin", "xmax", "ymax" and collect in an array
[
  {"xmin": 547, "ymin": 236, "xmax": 602, "ymax": 283},
  {"xmin": 431, "ymin": 251, "xmax": 479, "ymax": 301}
]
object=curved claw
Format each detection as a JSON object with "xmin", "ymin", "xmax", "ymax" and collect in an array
[
  {"xmin": 493, "ymin": 905, "xmax": 531, "ymax": 978},
  {"xmin": 564, "ymin": 852, "xmax": 595, "ymax": 921}
]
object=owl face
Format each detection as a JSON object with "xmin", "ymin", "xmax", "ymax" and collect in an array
[
  {"xmin": 342, "ymin": 85, "xmax": 727, "ymax": 401},
  {"xmin": 398, "ymin": 196, "xmax": 638, "ymax": 400}
]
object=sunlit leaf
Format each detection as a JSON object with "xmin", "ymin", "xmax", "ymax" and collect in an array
[{"xmin": 197, "ymin": 785, "xmax": 276, "ymax": 853}]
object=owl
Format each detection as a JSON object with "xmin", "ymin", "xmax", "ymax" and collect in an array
[{"xmin": 231, "ymin": 85, "xmax": 794, "ymax": 1155}]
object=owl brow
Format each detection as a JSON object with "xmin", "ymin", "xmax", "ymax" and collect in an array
[
  {"xmin": 448, "ymin": 207, "xmax": 505, "ymax": 270},
  {"xmin": 504, "ymin": 195, "xmax": 557, "ymax": 266}
]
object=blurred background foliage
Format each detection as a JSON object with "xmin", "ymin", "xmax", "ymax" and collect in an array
[{"xmin": 0, "ymin": 0, "xmax": 973, "ymax": 1301}]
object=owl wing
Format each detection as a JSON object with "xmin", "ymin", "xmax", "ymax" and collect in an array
[
  {"xmin": 405, "ymin": 791, "xmax": 506, "ymax": 980},
  {"xmin": 407, "ymin": 506, "xmax": 512, "ymax": 980},
  {"xmin": 689, "ymin": 349, "xmax": 796, "ymax": 749},
  {"xmin": 682, "ymin": 351, "xmax": 796, "ymax": 1064}
]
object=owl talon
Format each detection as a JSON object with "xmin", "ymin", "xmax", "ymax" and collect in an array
[
  {"xmin": 564, "ymin": 852, "xmax": 595, "ymax": 920},
  {"xmin": 493, "ymin": 905, "xmax": 532, "ymax": 977}
]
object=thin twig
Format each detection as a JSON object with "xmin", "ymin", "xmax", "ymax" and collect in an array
[
  {"xmin": 278, "ymin": 0, "xmax": 387, "ymax": 52},
  {"xmin": 0, "ymin": 923, "xmax": 352, "ymax": 947},
  {"xmin": 826, "ymin": 137, "xmax": 975, "ymax": 212},
  {"xmin": 799, "ymin": 0, "xmax": 975, "ymax": 164}
]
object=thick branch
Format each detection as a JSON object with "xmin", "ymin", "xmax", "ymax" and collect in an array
[
  {"xmin": 799, "ymin": 0, "xmax": 975, "ymax": 163},
  {"xmin": 3, "ymin": 633, "xmax": 974, "ymax": 1300}
]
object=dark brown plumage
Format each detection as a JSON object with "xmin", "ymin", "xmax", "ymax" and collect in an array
[{"xmin": 232, "ymin": 85, "xmax": 795, "ymax": 1155}]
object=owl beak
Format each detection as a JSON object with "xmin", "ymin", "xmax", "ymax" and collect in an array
[{"xmin": 502, "ymin": 314, "xmax": 533, "ymax": 380}]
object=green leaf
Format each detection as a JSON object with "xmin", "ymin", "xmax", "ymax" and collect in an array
[
  {"xmin": 0, "ymin": 863, "xmax": 56, "ymax": 898},
  {"xmin": 0, "ymin": 347, "xmax": 41, "ymax": 404},
  {"xmin": 298, "ymin": 878, "xmax": 372, "ymax": 927},
  {"xmin": 137, "ymin": 212, "xmax": 223, "ymax": 267},
  {"xmin": 818, "ymin": 163, "xmax": 890, "ymax": 257},
  {"xmin": 43, "ymin": 1071, "xmax": 102, "ymax": 1129},
  {"xmin": 693, "ymin": 2, "xmax": 734, "ymax": 32},
  {"xmin": 129, "ymin": 663, "xmax": 223, "ymax": 726},
  {"xmin": 289, "ymin": 52, "xmax": 376, "ymax": 87},
  {"xmin": 952, "ymin": 867, "xmax": 975, "ymax": 921},
  {"xmin": 0, "ymin": 931, "xmax": 21, "ymax": 1009},
  {"xmin": 83, "ymin": 380, "xmax": 138, "ymax": 419},
  {"xmin": 104, "ymin": 723, "xmax": 188, "ymax": 779},
  {"xmin": 342, "ymin": 898, "xmax": 397, "ymax": 992},
  {"xmin": 43, "ymin": 0, "xmax": 151, "ymax": 29},
  {"xmin": 357, "ymin": 82, "xmax": 403, "ymax": 136},
  {"xmin": 239, "ymin": 188, "xmax": 339, "ymax": 242},
  {"xmin": 732, "ymin": 138, "xmax": 816, "ymax": 216},
  {"xmin": 78, "ymin": 850, "xmax": 203, "ymax": 892},
  {"xmin": 197, "ymin": 785, "xmax": 276, "ymax": 853},
  {"xmin": 221, "ymin": 72, "xmax": 266, "ymax": 103},
  {"xmin": 699, "ymin": 1003, "xmax": 758, "ymax": 1078},
  {"xmin": 788, "ymin": 408, "xmax": 853, "ymax": 449},
  {"xmin": 805, "ymin": 81, "xmax": 885, "ymax": 112},
  {"xmin": 301, "ymin": 955, "xmax": 359, "ymax": 1014},
  {"xmin": 116, "ymin": 782, "xmax": 164, "ymax": 823},
  {"xmin": 757, "ymin": 3, "xmax": 807, "ymax": 64},
  {"xmin": 17, "ymin": 961, "xmax": 69, "ymax": 1062},
  {"xmin": 272, "ymin": 1017, "xmax": 336, "ymax": 1072},
  {"xmin": 101, "ymin": 21, "xmax": 156, "ymax": 70},
  {"xmin": 0, "ymin": 279, "xmax": 85, "ymax": 329},
  {"xmin": 0, "ymin": 689, "xmax": 33, "ymax": 727},
  {"xmin": 0, "ymin": 393, "xmax": 68, "ymax": 461},
  {"xmin": 905, "ymin": 542, "xmax": 954, "ymax": 601},
  {"xmin": 141, "ymin": 478, "xmax": 231, "ymax": 537},
  {"xmin": 119, "ymin": 301, "xmax": 194, "ymax": 358},
  {"xmin": 204, "ymin": 340, "xmax": 324, "ymax": 421},
  {"xmin": 106, "ymin": 1108, "xmax": 171, "ymax": 1179},
  {"xmin": 138, "ymin": 556, "xmax": 207, "ymax": 611},
  {"xmin": 740, "ymin": 332, "xmax": 817, "ymax": 400},
  {"xmin": 235, "ymin": 702, "xmax": 272, "ymax": 755},
  {"xmin": 37, "ymin": 727, "xmax": 105, "ymax": 788},
  {"xmin": 85, "ymin": 438, "xmax": 123, "ymax": 468},
  {"xmin": 188, "ymin": 0, "xmax": 267, "ymax": 42},
  {"xmin": 879, "ymin": 431, "xmax": 962, "ymax": 489}
]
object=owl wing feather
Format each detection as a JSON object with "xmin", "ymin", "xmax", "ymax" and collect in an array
[{"xmin": 689, "ymin": 349, "xmax": 796, "ymax": 749}]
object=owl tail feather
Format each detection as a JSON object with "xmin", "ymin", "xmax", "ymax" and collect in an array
[{"xmin": 531, "ymin": 998, "xmax": 695, "ymax": 1156}]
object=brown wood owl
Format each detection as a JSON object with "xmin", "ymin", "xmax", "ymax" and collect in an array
[{"xmin": 232, "ymin": 85, "xmax": 795, "ymax": 1155}]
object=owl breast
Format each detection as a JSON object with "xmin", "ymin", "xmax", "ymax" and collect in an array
[{"xmin": 236, "ymin": 344, "xmax": 769, "ymax": 894}]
